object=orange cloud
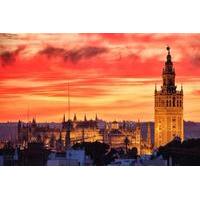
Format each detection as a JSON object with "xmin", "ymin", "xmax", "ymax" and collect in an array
[{"xmin": 0, "ymin": 33, "xmax": 200, "ymax": 122}]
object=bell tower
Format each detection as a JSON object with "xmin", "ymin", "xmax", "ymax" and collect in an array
[{"xmin": 154, "ymin": 47, "xmax": 184, "ymax": 148}]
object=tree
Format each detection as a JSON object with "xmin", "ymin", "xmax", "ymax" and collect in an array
[
  {"xmin": 124, "ymin": 136, "xmax": 130, "ymax": 154},
  {"xmin": 104, "ymin": 148, "xmax": 119, "ymax": 165},
  {"xmin": 72, "ymin": 141, "xmax": 110, "ymax": 165},
  {"xmin": 157, "ymin": 137, "xmax": 200, "ymax": 166},
  {"xmin": 127, "ymin": 147, "xmax": 138, "ymax": 159},
  {"xmin": 2, "ymin": 141, "xmax": 15, "ymax": 166}
]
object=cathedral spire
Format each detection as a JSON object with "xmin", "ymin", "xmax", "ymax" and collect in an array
[
  {"xmin": 95, "ymin": 113, "xmax": 98, "ymax": 121},
  {"xmin": 63, "ymin": 114, "xmax": 66, "ymax": 123},
  {"xmin": 32, "ymin": 117, "xmax": 36, "ymax": 126},
  {"xmin": 84, "ymin": 114, "xmax": 87, "ymax": 122},
  {"xmin": 62, "ymin": 114, "xmax": 66, "ymax": 130},
  {"xmin": 73, "ymin": 113, "xmax": 77, "ymax": 121}
]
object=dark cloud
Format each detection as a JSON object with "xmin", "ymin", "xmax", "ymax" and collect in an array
[
  {"xmin": 0, "ymin": 33, "xmax": 18, "ymax": 39},
  {"xmin": 0, "ymin": 45, "xmax": 25, "ymax": 67},
  {"xmin": 66, "ymin": 46, "xmax": 108, "ymax": 62},
  {"xmin": 0, "ymin": 51, "xmax": 15, "ymax": 66},
  {"xmin": 39, "ymin": 46, "xmax": 108, "ymax": 63},
  {"xmin": 39, "ymin": 47, "xmax": 66, "ymax": 58}
]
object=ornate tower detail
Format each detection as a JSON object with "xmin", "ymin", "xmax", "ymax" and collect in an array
[{"xmin": 154, "ymin": 47, "xmax": 184, "ymax": 148}]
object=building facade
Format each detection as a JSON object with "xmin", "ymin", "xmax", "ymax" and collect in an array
[
  {"xmin": 154, "ymin": 46, "xmax": 184, "ymax": 148},
  {"xmin": 104, "ymin": 120, "xmax": 152, "ymax": 155}
]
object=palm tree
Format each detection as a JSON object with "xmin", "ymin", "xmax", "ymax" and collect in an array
[{"xmin": 124, "ymin": 136, "xmax": 130, "ymax": 154}]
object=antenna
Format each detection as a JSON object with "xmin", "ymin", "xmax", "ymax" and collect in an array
[
  {"xmin": 67, "ymin": 81, "xmax": 70, "ymax": 120},
  {"xmin": 27, "ymin": 105, "xmax": 30, "ymax": 123}
]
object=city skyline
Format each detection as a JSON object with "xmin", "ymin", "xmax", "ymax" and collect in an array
[{"xmin": 0, "ymin": 33, "xmax": 200, "ymax": 122}]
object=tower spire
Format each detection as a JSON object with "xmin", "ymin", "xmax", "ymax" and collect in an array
[
  {"xmin": 165, "ymin": 45, "xmax": 173, "ymax": 66},
  {"xmin": 162, "ymin": 46, "xmax": 176, "ymax": 93},
  {"xmin": 167, "ymin": 45, "xmax": 170, "ymax": 54},
  {"xmin": 166, "ymin": 46, "xmax": 172, "ymax": 62}
]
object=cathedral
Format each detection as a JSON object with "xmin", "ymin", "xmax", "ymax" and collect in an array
[
  {"xmin": 17, "ymin": 114, "xmax": 152, "ymax": 155},
  {"xmin": 154, "ymin": 46, "xmax": 184, "ymax": 148}
]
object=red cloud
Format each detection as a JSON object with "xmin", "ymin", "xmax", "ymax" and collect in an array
[{"xmin": 0, "ymin": 33, "xmax": 200, "ymax": 121}]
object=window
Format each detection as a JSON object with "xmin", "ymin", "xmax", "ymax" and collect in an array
[{"xmin": 173, "ymin": 97, "xmax": 176, "ymax": 107}]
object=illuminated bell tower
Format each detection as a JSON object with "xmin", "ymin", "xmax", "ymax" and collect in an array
[{"xmin": 154, "ymin": 46, "xmax": 184, "ymax": 148}]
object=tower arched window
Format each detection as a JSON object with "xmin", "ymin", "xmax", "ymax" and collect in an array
[{"xmin": 173, "ymin": 97, "xmax": 176, "ymax": 107}]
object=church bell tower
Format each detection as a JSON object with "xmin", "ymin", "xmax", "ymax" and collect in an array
[{"xmin": 154, "ymin": 46, "xmax": 184, "ymax": 148}]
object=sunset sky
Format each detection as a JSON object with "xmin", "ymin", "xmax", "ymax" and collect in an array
[{"xmin": 0, "ymin": 33, "xmax": 200, "ymax": 122}]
